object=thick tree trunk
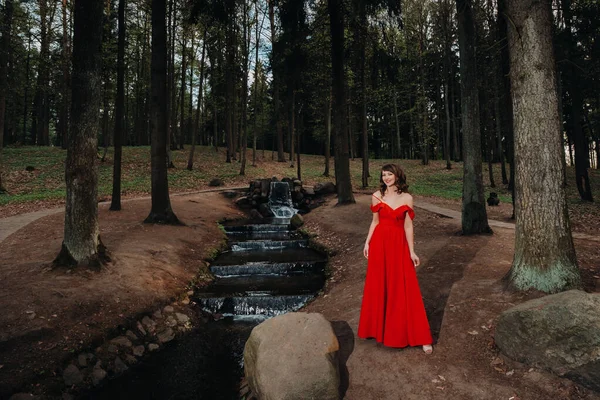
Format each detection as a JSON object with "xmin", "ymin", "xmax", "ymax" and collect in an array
[
  {"xmin": 504, "ymin": 0, "xmax": 580, "ymax": 293},
  {"xmin": 456, "ymin": 0, "xmax": 491, "ymax": 234},
  {"xmin": 54, "ymin": 0, "xmax": 108, "ymax": 268},
  {"xmin": 144, "ymin": 0, "xmax": 179, "ymax": 225},
  {"xmin": 328, "ymin": 0, "xmax": 355, "ymax": 204},
  {"xmin": 111, "ymin": 0, "xmax": 126, "ymax": 211}
]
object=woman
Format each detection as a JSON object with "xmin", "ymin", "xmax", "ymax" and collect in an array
[{"xmin": 358, "ymin": 163, "xmax": 433, "ymax": 354}]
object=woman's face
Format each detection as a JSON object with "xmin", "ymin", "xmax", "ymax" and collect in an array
[{"xmin": 381, "ymin": 170, "xmax": 396, "ymax": 187}]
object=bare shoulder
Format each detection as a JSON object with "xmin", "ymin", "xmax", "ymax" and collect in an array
[
  {"xmin": 372, "ymin": 190, "xmax": 382, "ymax": 204},
  {"xmin": 401, "ymin": 192, "xmax": 414, "ymax": 206}
]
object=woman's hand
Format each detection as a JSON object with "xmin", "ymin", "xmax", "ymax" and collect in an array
[
  {"xmin": 363, "ymin": 243, "xmax": 369, "ymax": 259},
  {"xmin": 410, "ymin": 252, "xmax": 420, "ymax": 267}
]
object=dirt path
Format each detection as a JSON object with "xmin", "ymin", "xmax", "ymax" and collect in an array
[{"xmin": 303, "ymin": 194, "xmax": 600, "ymax": 400}]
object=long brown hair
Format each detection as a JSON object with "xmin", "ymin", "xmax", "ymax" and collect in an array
[{"xmin": 379, "ymin": 163, "xmax": 409, "ymax": 197}]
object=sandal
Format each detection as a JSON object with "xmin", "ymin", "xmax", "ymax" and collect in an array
[{"xmin": 422, "ymin": 345, "xmax": 433, "ymax": 354}]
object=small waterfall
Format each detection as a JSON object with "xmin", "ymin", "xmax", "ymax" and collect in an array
[{"xmin": 267, "ymin": 181, "xmax": 297, "ymax": 223}]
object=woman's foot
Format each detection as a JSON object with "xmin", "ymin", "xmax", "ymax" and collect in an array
[{"xmin": 422, "ymin": 345, "xmax": 433, "ymax": 354}]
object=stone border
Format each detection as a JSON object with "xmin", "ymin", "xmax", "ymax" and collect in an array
[{"xmin": 9, "ymin": 293, "xmax": 198, "ymax": 400}]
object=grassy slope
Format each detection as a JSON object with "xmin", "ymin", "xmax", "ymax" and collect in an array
[{"xmin": 0, "ymin": 145, "xmax": 597, "ymax": 210}]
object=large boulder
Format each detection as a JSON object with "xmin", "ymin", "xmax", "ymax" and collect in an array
[
  {"xmin": 244, "ymin": 312, "xmax": 340, "ymax": 400},
  {"xmin": 495, "ymin": 290, "xmax": 600, "ymax": 391}
]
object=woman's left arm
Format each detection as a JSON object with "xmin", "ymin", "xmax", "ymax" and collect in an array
[{"xmin": 404, "ymin": 196, "xmax": 420, "ymax": 267}]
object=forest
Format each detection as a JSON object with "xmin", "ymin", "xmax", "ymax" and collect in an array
[
  {"xmin": 0, "ymin": 0, "xmax": 598, "ymax": 291},
  {"xmin": 0, "ymin": 0, "xmax": 597, "ymax": 187}
]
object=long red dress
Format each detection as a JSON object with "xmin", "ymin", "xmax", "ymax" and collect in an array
[{"xmin": 357, "ymin": 198, "xmax": 433, "ymax": 348}]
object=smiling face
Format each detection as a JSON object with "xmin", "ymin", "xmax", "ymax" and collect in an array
[{"xmin": 381, "ymin": 170, "xmax": 397, "ymax": 188}]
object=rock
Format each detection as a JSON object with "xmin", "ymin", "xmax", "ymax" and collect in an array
[
  {"xmin": 249, "ymin": 209, "xmax": 264, "ymax": 221},
  {"xmin": 153, "ymin": 310, "xmax": 163, "ymax": 319},
  {"xmin": 222, "ymin": 190, "xmax": 238, "ymax": 199},
  {"xmin": 290, "ymin": 214, "xmax": 304, "ymax": 229},
  {"xmin": 175, "ymin": 312, "xmax": 190, "ymax": 324},
  {"xmin": 166, "ymin": 315, "xmax": 178, "ymax": 327},
  {"xmin": 244, "ymin": 312, "xmax": 340, "ymax": 400},
  {"xmin": 125, "ymin": 354, "xmax": 138, "ymax": 365},
  {"xmin": 136, "ymin": 321, "xmax": 147, "ymax": 336},
  {"xmin": 303, "ymin": 186, "xmax": 315, "ymax": 196},
  {"xmin": 9, "ymin": 394, "xmax": 42, "ymax": 400},
  {"xmin": 125, "ymin": 330, "xmax": 138, "ymax": 342},
  {"xmin": 110, "ymin": 336, "xmax": 132, "ymax": 347},
  {"xmin": 113, "ymin": 357, "xmax": 129, "ymax": 374},
  {"xmin": 235, "ymin": 196, "xmax": 252, "ymax": 208},
  {"xmin": 209, "ymin": 178, "xmax": 224, "ymax": 187},
  {"xmin": 148, "ymin": 343, "xmax": 160, "ymax": 352},
  {"xmin": 63, "ymin": 364, "xmax": 83, "ymax": 386},
  {"xmin": 107, "ymin": 344, "xmax": 118, "ymax": 354},
  {"xmin": 163, "ymin": 305, "xmax": 175, "ymax": 313},
  {"xmin": 258, "ymin": 203, "xmax": 275, "ymax": 218},
  {"xmin": 141, "ymin": 316, "xmax": 156, "ymax": 332},
  {"xmin": 92, "ymin": 365, "xmax": 107, "ymax": 386},
  {"xmin": 495, "ymin": 290, "xmax": 600, "ymax": 391},
  {"xmin": 314, "ymin": 182, "xmax": 336, "ymax": 195},
  {"xmin": 133, "ymin": 345, "xmax": 145, "ymax": 357},
  {"xmin": 77, "ymin": 353, "xmax": 88, "ymax": 367},
  {"xmin": 157, "ymin": 328, "xmax": 175, "ymax": 343},
  {"xmin": 260, "ymin": 179, "xmax": 271, "ymax": 198}
]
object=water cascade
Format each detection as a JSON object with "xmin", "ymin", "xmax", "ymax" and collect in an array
[{"xmin": 83, "ymin": 186, "xmax": 327, "ymax": 399}]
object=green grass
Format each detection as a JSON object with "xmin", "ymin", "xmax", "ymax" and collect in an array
[{"xmin": 0, "ymin": 145, "xmax": 597, "ymax": 209}]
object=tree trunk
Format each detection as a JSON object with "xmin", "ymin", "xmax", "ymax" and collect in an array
[
  {"xmin": 495, "ymin": 85, "xmax": 508, "ymax": 184},
  {"xmin": 111, "ymin": 0, "xmax": 126, "ymax": 211},
  {"xmin": 144, "ymin": 0, "xmax": 179, "ymax": 225},
  {"xmin": 288, "ymin": 89, "xmax": 296, "ymax": 167},
  {"xmin": 180, "ymin": 33, "xmax": 187, "ymax": 149},
  {"xmin": 58, "ymin": 0, "xmax": 71, "ymax": 150},
  {"xmin": 268, "ymin": 0, "xmax": 285, "ymax": 162},
  {"xmin": 456, "ymin": 0, "xmax": 491, "ymax": 234},
  {"xmin": 328, "ymin": 0, "xmax": 355, "ymax": 204},
  {"xmin": 0, "ymin": 0, "xmax": 13, "ymax": 149},
  {"xmin": 187, "ymin": 28, "xmax": 206, "ymax": 171},
  {"xmin": 444, "ymin": 83, "xmax": 452, "ymax": 169},
  {"xmin": 0, "ymin": 0, "xmax": 13, "ymax": 191},
  {"xmin": 451, "ymin": 78, "xmax": 460, "ymax": 161},
  {"xmin": 394, "ymin": 91, "xmax": 401, "ymax": 159},
  {"xmin": 187, "ymin": 31, "xmax": 195, "ymax": 147},
  {"xmin": 504, "ymin": 0, "xmax": 580, "ymax": 293},
  {"xmin": 323, "ymin": 91, "xmax": 331, "ymax": 176},
  {"xmin": 240, "ymin": 0, "xmax": 250, "ymax": 176},
  {"xmin": 54, "ymin": 0, "xmax": 108, "ymax": 268}
]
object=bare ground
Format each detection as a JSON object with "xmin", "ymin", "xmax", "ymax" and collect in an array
[{"xmin": 0, "ymin": 191, "xmax": 599, "ymax": 399}]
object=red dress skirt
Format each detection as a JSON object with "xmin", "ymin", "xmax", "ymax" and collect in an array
[{"xmin": 357, "ymin": 202, "xmax": 433, "ymax": 348}]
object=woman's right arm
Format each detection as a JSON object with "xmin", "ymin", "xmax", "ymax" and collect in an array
[{"xmin": 363, "ymin": 196, "xmax": 380, "ymax": 258}]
